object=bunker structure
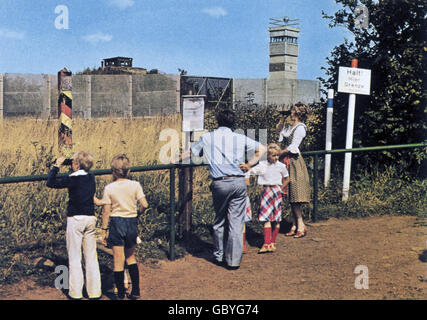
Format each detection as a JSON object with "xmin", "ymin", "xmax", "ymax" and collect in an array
[
  {"xmin": 102, "ymin": 57, "xmax": 133, "ymax": 68},
  {"xmin": 100, "ymin": 56, "xmax": 148, "ymax": 75}
]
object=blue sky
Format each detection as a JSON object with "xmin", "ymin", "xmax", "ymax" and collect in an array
[{"xmin": 0, "ymin": 0, "xmax": 352, "ymax": 80}]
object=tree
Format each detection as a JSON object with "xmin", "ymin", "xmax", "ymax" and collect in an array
[{"xmin": 319, "ymin": 0, "xmax": 426, "ymax": 176}]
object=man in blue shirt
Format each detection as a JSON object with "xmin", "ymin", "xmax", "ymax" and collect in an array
[{"xmin": 179, "ymin": 109, "xmax": 266, "ymax": 269}]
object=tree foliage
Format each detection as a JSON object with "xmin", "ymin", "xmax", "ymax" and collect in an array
[
  {"xmin": 319, "ymin": 0, "xmax": 426, "ymax": 176},
  {"xmin": 203, "ymin": 103, "xmax": 324, "ymax": 153}
]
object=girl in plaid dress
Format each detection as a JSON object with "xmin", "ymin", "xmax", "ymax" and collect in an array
[{"xmin": 245, "ymin": 144, "xmax": 289, "ymax": 253}]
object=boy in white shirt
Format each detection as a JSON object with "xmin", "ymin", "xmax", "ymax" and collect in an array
[{"xmin": 245, "ymin": 144, "xmax": 289, "ymax": 253}]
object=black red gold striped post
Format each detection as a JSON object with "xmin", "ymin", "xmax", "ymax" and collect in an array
[{"xmin": 58, "ymin": 68, "xmax": 72, "ymax": 155}]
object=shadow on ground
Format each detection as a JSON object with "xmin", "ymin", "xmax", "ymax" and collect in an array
[
  {"xmin": 34, "ymin": 252, "xmax": 117, "ymax": 300},
  {"xmin": 419, "ymin": 250, "xmax": 427, "ymax": 263},
  {"xmin": 175, "ymin": 221, "xmax": 298, "ymax": 265}
]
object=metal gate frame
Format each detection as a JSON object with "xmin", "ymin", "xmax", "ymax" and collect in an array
[{"xmin": 180, "ymin": 76, "xmax": 233, "ymax": 109}]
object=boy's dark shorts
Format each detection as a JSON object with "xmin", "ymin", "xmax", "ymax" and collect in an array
[{"xmin": 107, "ymin": 217, "xmax": 138, "ymax": 248}]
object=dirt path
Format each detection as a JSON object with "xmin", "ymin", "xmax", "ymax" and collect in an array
[{"xmin": 1, "ymin": 216, "xmax": 426, "ymax": 300}]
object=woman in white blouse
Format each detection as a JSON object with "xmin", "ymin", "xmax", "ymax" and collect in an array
[{"xmin": 276, "ymin": 103, "xmax": 311, "ymax": 238}]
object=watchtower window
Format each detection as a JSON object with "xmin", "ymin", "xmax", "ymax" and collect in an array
[{"xmin": 270, "ymin": 36, "xmax": 298, "ymax": 44}]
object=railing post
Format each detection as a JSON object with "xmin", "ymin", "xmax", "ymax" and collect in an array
[
  {"xmin": 169, "ymin": 166, "xmax": 176, "ymax": 261},
  {"xmin": 312, "ymin": 154, "xmax": 319, "ymax": 222}
]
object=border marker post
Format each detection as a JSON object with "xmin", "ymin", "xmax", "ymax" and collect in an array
[
  {"xmin": 324, "ymin": 89, "xmax": 334, "ymax": 187},
  {"xmin": 57, "ymin": 68, "xmax": 73, "ymax": 156}
]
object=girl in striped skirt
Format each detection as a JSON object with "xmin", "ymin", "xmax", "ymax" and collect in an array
[{"xmin": 245, "ymin": 144, "xmax": 289, "ymax": 253}]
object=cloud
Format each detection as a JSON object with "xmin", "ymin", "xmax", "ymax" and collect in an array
[
  {"xmin": 108, "ymin": 0, "xmax": 135, "ymax": 10},
  {"xmin": 0, "ymin": 28, "xmax": 25, "ymax": 40},
  {"xmin": 83, "ymin": 32, "xmax": 113, "ymax": 44},
  {"xmin": 202, "ymin": 7, "xmax": 228, "ymax": 18}
]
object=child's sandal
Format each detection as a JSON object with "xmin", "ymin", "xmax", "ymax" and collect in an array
[{"xmin": 258, "ymin": 244, "xmax": 272, "ymax": 254}]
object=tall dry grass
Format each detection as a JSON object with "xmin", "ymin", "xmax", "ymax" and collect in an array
[
  {"xmin": 0, "ymin": 115, "xmax": 204, "ymax": 284},
  {"xmin": 0, "ymin": 115, "xmax": 203, "ymax": 249},
  {"xmin": 0, "ymin": 115, "xmax": 181, "ymax": 176}
]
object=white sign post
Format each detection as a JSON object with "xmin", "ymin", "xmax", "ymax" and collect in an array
[
  {"xmin": 182, "ymin": 95, "xmax": 205, "ymax": 134},
  {"xmin": 180, "ymin": 95, "xmax": 206, "ymax": 244},
  {"xmin": 324, "ymin": 89, "xmax": 334, "ymax": 187},
  {"xmin": 338, "ymin": 60, "xmax": 371, "ymax": 201}
]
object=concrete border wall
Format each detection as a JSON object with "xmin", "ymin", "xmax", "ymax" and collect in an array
[
  {"xmin": 233, "ymin": 77, "xmax": 320, "ymax": 107},
  {"xmin": 0, "ymin": 72, "xmax": 319, "ymax": 119},
  {"xmin": 0, "ymin": 73, "xmax": 179, "ymax": 118}
]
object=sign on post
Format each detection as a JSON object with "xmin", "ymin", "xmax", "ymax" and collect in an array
[
  {"xmin": 338, "ymin": 67, "xmax": 371, "ymax": 95},
  {"xmin": 338, "ymin": 61, "xmax": 371, "ymax": 201},
  {"xmin": 180, "ymin": 95, "xmax": 205, "ymax": 245},
  {"xmin": 182, "ymin": 95, "xmax": 205, "ymax": 133}
]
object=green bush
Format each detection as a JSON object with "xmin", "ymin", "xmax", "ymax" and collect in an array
[
  {"xmin": 204, "ymin": 104, "xmax": 324, "ymax": 151},
  {"xmin": 316, "ymin": 166, "xmax": 427, "ymax": 219}
]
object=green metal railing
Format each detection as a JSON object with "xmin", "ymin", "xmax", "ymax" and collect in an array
[
  {"xmin": 303, "ymin": 142, "xmax": 426, "ymax": 223},
  {"xmin": 0, "ymin": 163, "xmax": 179, "ymax": 260},
  {"xmin": 0, "ymin": 142, "xmax": 425, "ymax": 260}
]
